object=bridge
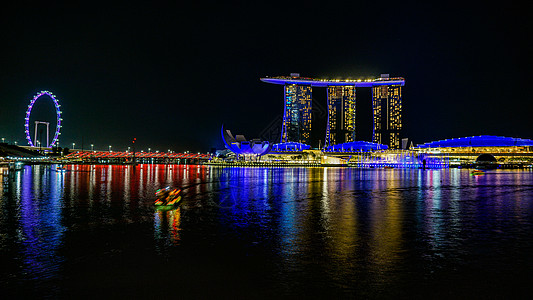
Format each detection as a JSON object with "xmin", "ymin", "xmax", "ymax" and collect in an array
[{"xmin": 62, "ymin": 150, "xmax": 212, "ymax": 164}]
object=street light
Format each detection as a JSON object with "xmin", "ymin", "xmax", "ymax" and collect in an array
[
  {"xmin": 91, "ymin": 144, "xmax": 94, "ymax": 151},
  {"xmin": 72, "ymin": 142, "xmax": 75, "ymax": 149},
  {"xmin": 148, "ymin": 148, "xmax": 151, "ymax": 152},
  {"xmin": 1, "ymin": 138, "xmax": 4, "ymax": 143},
  {"xmin": 109, "ymin": 145, "xmax": 112, "ymax": 152}
]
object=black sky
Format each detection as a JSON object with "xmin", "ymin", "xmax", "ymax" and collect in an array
[{"xmin": 1, "ymin": 2, "xmax": 531, "ymax": 152}]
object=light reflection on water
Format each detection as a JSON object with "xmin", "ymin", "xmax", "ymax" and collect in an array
[{"xmin": 1, "ymin": 165, "xmax": 533, "ymax": 298}]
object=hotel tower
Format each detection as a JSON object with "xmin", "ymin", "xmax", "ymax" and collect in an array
[
  {"xmin": 282, "ymin": 83, "xmax": 312, "ymax": 145},
  {"xmin": 261, "ymin": 74, "xmax": 404, "ymax": 149}
]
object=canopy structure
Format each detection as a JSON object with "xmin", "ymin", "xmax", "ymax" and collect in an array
[{"xmin": 416, "ymin": 135, "xmax": 533, "ymax": 148}]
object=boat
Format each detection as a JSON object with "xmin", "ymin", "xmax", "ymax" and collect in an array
[
  {"xmin": 154, "ymin": 187, "xmax": 182, "ymax": 210},
  {"xmin": 471, "ymin": 169, "xmax": 485, "ymax": 176},
  {"xmin": 54, "ymin": 166, "xmax": 68, "ymax": 172}
]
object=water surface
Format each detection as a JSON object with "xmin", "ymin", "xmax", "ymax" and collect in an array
[{"xmin": 1, "ymin": 165, "xmax": 532, "ymax": 298}]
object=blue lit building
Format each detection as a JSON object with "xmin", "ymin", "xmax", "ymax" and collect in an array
[
  {"xmin": 415, "ymin": 135, "xmax": 533, "ymax": 149},
  {"xmin": 221, "ymin": 126, "xmax": 271, "ymax": 156},
  {"xmin": 413, "ymin": 135, "xmax": 533, "ymax": 166}
]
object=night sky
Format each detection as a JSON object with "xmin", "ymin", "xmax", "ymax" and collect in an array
[{"xmin": 1, "ymin": 2, "xmax": 531, "ymax": 152}]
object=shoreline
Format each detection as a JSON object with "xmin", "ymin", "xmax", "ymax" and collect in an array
[{"xmin": 2, "ymin": 161, "xmax": 532, "ymax": 170}]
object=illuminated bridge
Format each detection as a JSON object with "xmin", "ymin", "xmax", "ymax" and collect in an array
[
  {"xmin": 64, "ymin": 151, "xmax": 212, "ymax": 164},
  {"xmin": 261, "ymin": 74, "xmax": 405, "ymax": 149}
]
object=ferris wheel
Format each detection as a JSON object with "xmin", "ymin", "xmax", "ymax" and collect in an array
[{"xmin": 24, "ymin": 90, "xmax": 63, "ymax": 148}]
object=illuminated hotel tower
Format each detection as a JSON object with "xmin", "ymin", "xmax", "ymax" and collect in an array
[
  {"xmin": 282, "ymin": 84, "xmax": 312, "ymax": 144},
  {"xmin": 326, "ymin": 86, "xmax": 356, "ymax": 147},
  {"xmin": 372, "ymin": 83, "xmax": 402, "ymax": 149},
  {"xmin": 261, "ymin": 74, "xmax": 404, "ymax": 149}
]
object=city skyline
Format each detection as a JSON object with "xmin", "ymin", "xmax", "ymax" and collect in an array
[
  {"xmin": 0, "ymin": 3, "xmax": 531, "ymax": 152},
  {"xmin": 1, "ymin": 3, "xmax": 532, "ymax": 297}
]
